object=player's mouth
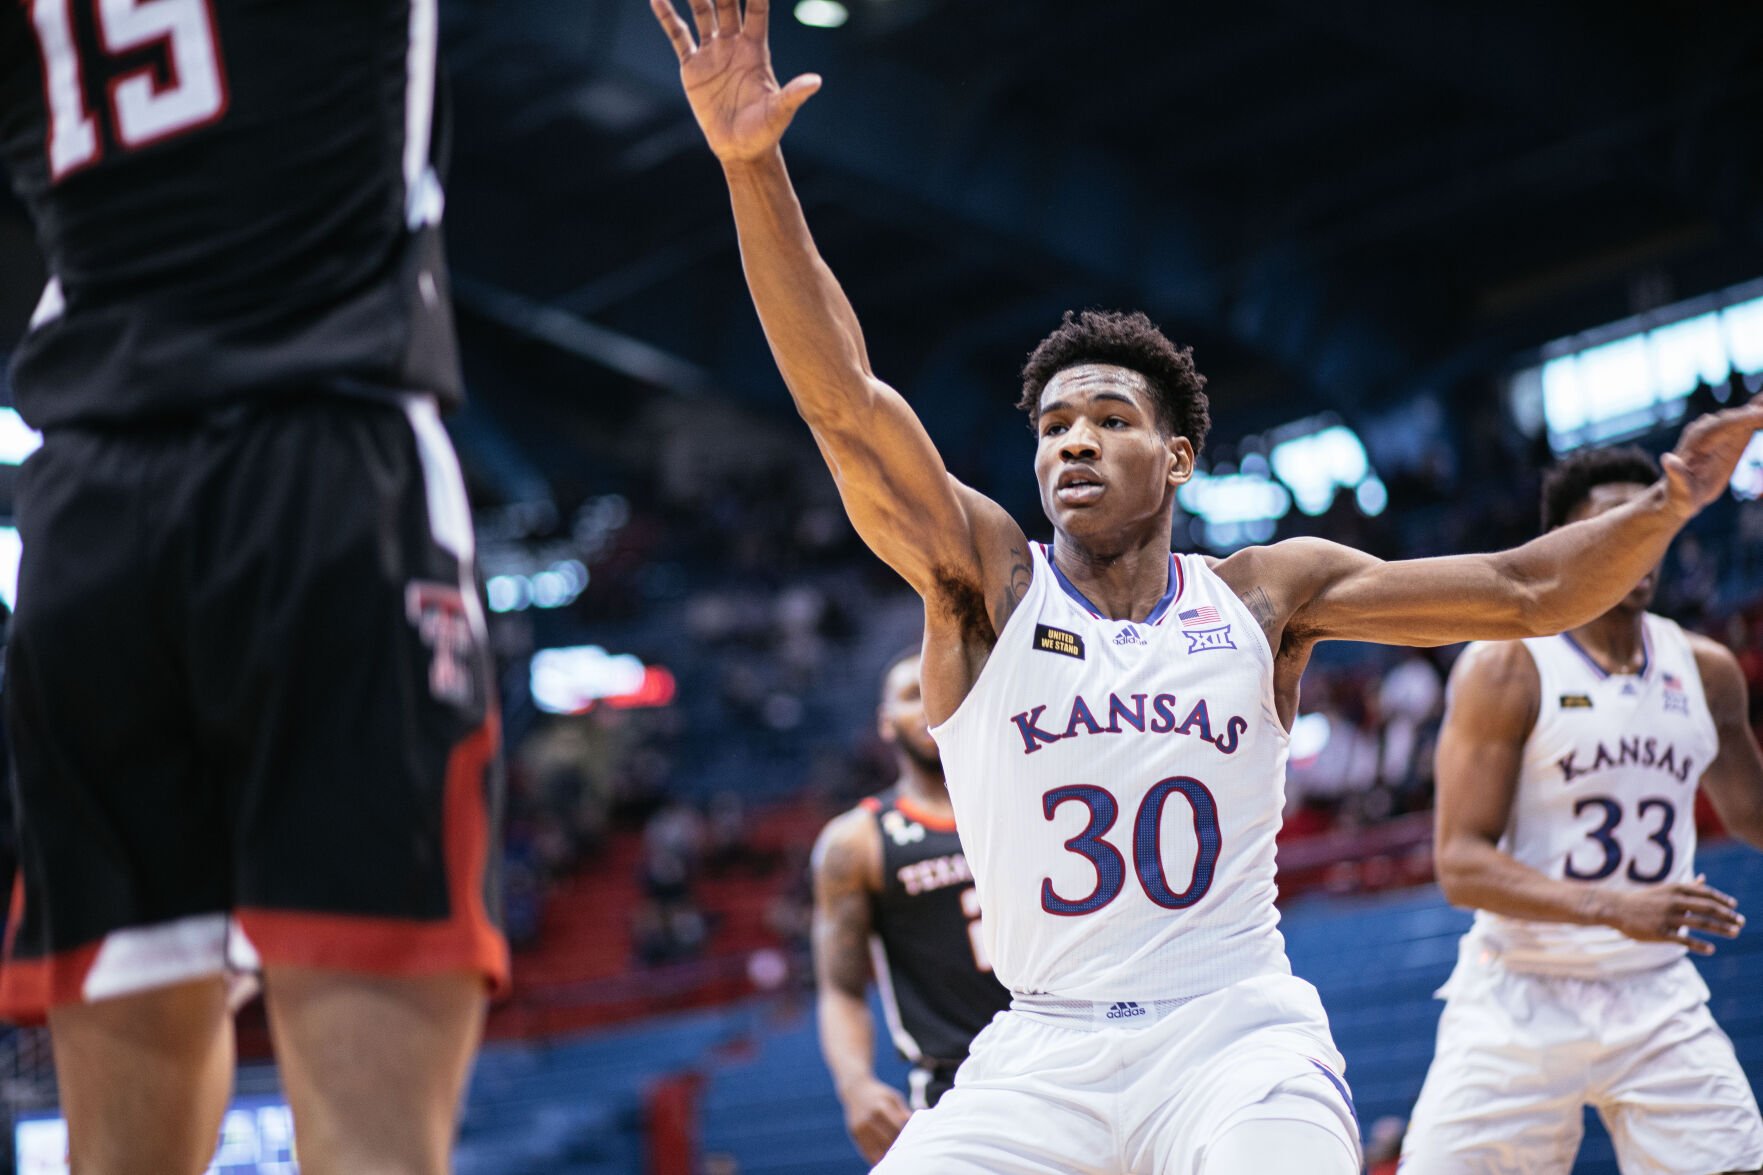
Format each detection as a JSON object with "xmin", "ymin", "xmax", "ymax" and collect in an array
[{"xmin": 1056, "ymin": 467, "xmax": 1105, "ymax": 506}]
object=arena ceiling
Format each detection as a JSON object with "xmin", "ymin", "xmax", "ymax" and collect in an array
[{"xmin": 5, "ymin": 0, "xmax": 1763, "ymax": 512}]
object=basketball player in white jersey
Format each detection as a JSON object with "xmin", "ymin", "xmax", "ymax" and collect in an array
[
  {"xmin": 1402, "ymin": 446, "xmax": 1763, "ymax": 1175},
  {"xmin": 648, "ymin": 2, "xmax": 1763, "ymax": 1168}
]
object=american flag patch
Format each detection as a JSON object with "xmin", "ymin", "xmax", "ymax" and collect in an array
[
  {"xmin": 1179, "ymin": 606, "xmax": 1221, "ymax": 627},
  {"xmin": 1663, "ymin": 672, "xmax": 1683, "ymax": 690}
]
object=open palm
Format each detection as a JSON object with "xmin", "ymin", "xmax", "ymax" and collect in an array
[
  {"xmin": 1663, "ymin": 397, "xmax": 1763, "ymax": 517},
  {"xmin": 651, "ymin": 0, "xmax": 822, "ymax": 163}
]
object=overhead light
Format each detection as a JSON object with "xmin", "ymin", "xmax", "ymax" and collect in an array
[{"xmin": 794, "ymin": 0, "xmax": 848, "ymax": 28}]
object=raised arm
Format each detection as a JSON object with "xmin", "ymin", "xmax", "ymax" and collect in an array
[
  {"xmin": 1690, "ymin": 633, "xmax": 1763, "ymax": 851},
  {"xmin": 1434, "ymin": 642, "xmax": 1742, "ymax": 953},
  {"xmin": 650, "ymin": 0, "xmax": 1023, "ymax": 613},
  {"xmin": 1223, "ymin": 400, "xmax": 1763, "ymax": 650},
  {"xmin": 810, "ymin": 809, "xmax": 911, "ymax": 1165}
]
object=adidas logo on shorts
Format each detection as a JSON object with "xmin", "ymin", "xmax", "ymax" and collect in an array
[{"xmin": 1105, "ymin": 1001, "xmax": 1146, "ymax": 1020}]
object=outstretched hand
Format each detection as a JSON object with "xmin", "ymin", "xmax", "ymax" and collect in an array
[
  {"xmin": 650, "ymin": 0, "xmax": 822, "ymax": 164},
  {"xmin": 1662, "ymin": 396, "xmax": 1763, "ymax": 519}
]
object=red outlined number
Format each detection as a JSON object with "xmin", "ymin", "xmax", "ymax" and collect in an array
[{"xmin": 27, "ymin": 0, "xmax": 229, "ymax": 180}]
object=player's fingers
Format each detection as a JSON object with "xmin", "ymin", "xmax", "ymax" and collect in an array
[
  {"xmin": 685, "ymin": 0, "xmax": 716, "ymax": 41},
  {"xmin": 775, "ymin": 72, "xmax": 822, "ymax": 114},
  {"xmin": 650, "ymin": 0, "xmax": 697, "ymax": 60},
  {"xmin": 713, "ymin": 0, "xmax": 739, "ymax": 36},
  {"xmin": 1678, "ymin": 883, "xmax": 1742, "ymax": 912},
  {"xmin": 743, "ymin": 0, "xmax": 771, "ymax": 40},
  {"xmin": 1679, "ymin": 933, "xmax": 1717, "ymax": 956},
  {"xmin": 1680, "ymin": 897, "xmax": 1744, "ymax": 928}
]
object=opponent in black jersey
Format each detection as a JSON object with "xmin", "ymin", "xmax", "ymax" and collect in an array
[
  {"xmin": 0, "ymin": 0, "xmax": 459, "ymax": 427},
  {"xmin": 812, "ymin": 651, "xmax": 1011, "ymax": 1165},
  {"xmin": 0, "ymin": 4, "xmax": 501, "ymax": 1173}
]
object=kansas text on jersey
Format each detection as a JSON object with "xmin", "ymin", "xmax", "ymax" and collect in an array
[{"xmin": 930, "ymin": 543, "xmax": 1293, "ymax": 1003}]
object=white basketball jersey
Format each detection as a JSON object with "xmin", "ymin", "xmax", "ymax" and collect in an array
[
  {"xmin": 929, "ymin": 543, "xmax": 1291, "ymax": 1002},
  {"xmin": 1465, "ymin": 613, "xmax": 1718, "ymax": 976}
]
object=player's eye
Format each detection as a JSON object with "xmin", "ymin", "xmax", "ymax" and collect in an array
[
  {"xmin": 1043, "ymin": 422, "xmax": 1067, "ymax": 437},
  {"xmin": 1103, "ymin": 416, "xmax": 1128, "ymax": 428}
]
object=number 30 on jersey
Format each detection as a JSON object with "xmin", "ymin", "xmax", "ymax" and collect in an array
[
  {"xmin": 1041, "ymin": 777, "xmax": 1222, "ymax": 915},
  {"xmin": 28, "ymin": 0, "xmax": 230, "ymax": 181}
]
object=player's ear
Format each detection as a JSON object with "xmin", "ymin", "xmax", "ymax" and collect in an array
[
  {"xmin": 877, "ymin": 706, "xmax": 894, "ymax": 743},
  {"xmin": 1167, "ymin": 436, "xmax": 1195, "ymax": 487}
]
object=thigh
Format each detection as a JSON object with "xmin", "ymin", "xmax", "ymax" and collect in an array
[
  {"xmin": 264, "ymin": 966, "xmax": 485, "ymax": 1175},
  {"xmin": 1203, "ymin": 1104, "xmax": 1359, "ymax": 1175},
  {"xmin": 0, "ymin": 431, "xmax": 229, "ymax": 1021},
  {"xmin": 188, "ymin": 399, "xmax": 507, "ymax": 993},
  {"xmin": 1599, "ymin": 988, "xmax": 1763, "ymax": 1175},
  {"xmin": 48, "ymin": 977, "xmax": 234, "ymax": 1175},
  {"xmin": 873, "ymin": 1082, "xmax": 1114, "ymax": 1175},
  {"xmin": 1400, "ymin": 980, "xmax": 1586, "ymax": 1175}
]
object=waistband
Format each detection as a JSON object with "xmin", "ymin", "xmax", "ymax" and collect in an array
[{"xmin": 1010, "ymin": 993, "xmax": 1199, "ymax": 1029}]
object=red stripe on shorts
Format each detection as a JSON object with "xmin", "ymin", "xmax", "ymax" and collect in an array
[
  {"xmin": 0, "ymin": 873, "xmax": 103, "ymax": 1024},
  {"xmin": 237, "ymin": 714, "xmax": 510, "ymax": 996}
]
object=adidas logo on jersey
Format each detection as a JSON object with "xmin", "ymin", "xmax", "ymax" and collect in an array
[
  {"xmin": 1113, "ymin": 625, "xmax": 1146, "ymax": 646},
  {"xmin": 1105, "ymin": 1001, "xmax": 1146, "ymax": 1020}
]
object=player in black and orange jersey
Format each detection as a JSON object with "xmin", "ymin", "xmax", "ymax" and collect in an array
[
  {"xmin": 0, "ymin": 3, "xmax": 504, "ymax": 1171},
  {"xmin": 812, "ymin": 651, "xmax": 1011, "ymax": 1164}
]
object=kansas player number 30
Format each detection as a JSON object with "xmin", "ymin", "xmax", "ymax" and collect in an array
[
  {"xmin": 1041, "ymin": 778, "xmax": 1222, "ymax": 916},
  {"xmin": 29, "ymin": 0, "xmax": 229, "ymax": 180}
]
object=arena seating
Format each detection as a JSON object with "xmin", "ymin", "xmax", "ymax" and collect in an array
[{"xmin": 446, "ymin": 840, "xmax": 1761, "ymax": 1173}]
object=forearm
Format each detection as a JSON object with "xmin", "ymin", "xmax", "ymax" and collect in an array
[
  {"xmin": 1438, "ymin": 837, "xmax": 1615, "ymax": 927},
  {"xmin": 1499, "ymin": 481, "xmax": 1688, "ymax": 635},
  {"xmin": 723, "ymin": 149, "xmax": 878, "ymax": 429},
  {"xmin": 816, "ymin": 987, "xmax": 879, "ymax": 1096}
]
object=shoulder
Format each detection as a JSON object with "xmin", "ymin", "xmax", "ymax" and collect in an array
[
  {"xmin": 812, "ymin": 805, "xmax": 883, "ymax": 894},
  {"xmin": 1443, "ymin": 641, "xmax": 1541, "ymax": 732},
  {"xmin": 1683, "ymin": 629, "xmax": 1746, "ymax": 710}
]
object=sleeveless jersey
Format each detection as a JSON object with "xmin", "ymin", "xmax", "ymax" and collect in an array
[
  {"xmin": 1465, "ymin": 613, "xmax": 1718, "ymax": 976},
  {"xmin": 929, "ymin": 543, "xmax": 1292, "ymax": 1002},
  {"xmin": 862, "ymin": 789, "xmax": 1012, "ymax": 1067},
  {"xmin": 0, "ymin": 0, "xmax": 461, "ymax": 428}
]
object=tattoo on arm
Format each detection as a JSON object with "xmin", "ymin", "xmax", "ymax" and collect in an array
[
  {"xmin": 813, "ymin": 833, "xmax": 875, "ymax": 997},
  {"xmin": 1243, "ymin": 586, "xmax": 1282, "ymax": 651},
  {"xmin": 995, "ymin": 544, "xmax": 1031, "ymax": 624}
]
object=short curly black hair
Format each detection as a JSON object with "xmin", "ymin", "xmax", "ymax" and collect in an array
[
  {"xmin": 1017, "ymin": 310, "xmax": 1211, "ymax": 456},
  {"xmin": 1540, "ymin": 445, "xmax": 1659, "ymax": 532}
]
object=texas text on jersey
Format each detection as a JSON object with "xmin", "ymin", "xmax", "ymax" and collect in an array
[{"xmin": 0, "ymin": 0, "xmax": 460, "ymax": 427}]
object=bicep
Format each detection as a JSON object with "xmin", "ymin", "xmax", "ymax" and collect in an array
[
  {"xmin": 810, "ymin": 378, "xmax": 1005, "ymax": 595},
  {"xmin": 1434, "ymin": 645, "xmax": 1537, "ymax": 849},
  {"xmin": 811, "ymin": 817, "xmax": 877, "ymax": 996},
  {"xmin": 1293, "ymin": 543, "xmax": 1533, "ymax": 647},
  {"xmin": 1691, "ymin": 641, "xmax": 1763, "ymax": 824}
]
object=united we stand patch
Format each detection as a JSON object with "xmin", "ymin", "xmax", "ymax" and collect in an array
[{"xmin": 1033, "ymin": 624, "xmax": 1085, "ymax": 660}]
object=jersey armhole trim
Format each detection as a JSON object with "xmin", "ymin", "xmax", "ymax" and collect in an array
[{"xmin": 929, "ymin": 543, "xmax": 1049, "ymax": 741}]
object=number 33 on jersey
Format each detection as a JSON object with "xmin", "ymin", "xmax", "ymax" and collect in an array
[{"xmin": 931, "ymin": 544, "xmax": 1294, "ymax": 1004}]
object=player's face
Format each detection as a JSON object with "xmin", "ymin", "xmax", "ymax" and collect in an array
[
  {"xmin": 1034, "ymin": 365, "xmax": 1191, "ymax": 543},
  {"xmin": 879, "ymin": 657, "xmax": 941, "ymax": 770},
  {"xmin": 1568, "ymin": 481, "xmax": 1659, "ymax": 611}
]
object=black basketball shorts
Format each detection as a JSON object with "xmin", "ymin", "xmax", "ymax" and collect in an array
[{"xmin": 0, "ymin": 393, "xmax": 508, "ymax": 1022}]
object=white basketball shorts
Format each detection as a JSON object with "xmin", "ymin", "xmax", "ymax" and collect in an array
[
  {"xmin": 1400, "ymin": 943, "xmax": 1763, "ymax": 1175},
  {"xmin": 871, "ymin": 972, "xmax": 1361, "ymax": 1175}
]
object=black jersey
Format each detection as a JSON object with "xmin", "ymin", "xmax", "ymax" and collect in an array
[
  {"xmin": 0, "ymin": 0, "xmax": 460, "ymax": 428},
  {"xmin": 863, "ymin": 789, "xmax": 1012, "ymax": 1070}
]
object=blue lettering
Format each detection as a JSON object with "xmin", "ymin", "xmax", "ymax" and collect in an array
[
  {"xmin": 1177, "ymin": 699, "xmax": 1214, "ymax": 743},
  {"xmin": 1213, "ymin": 715, "xmax": 1248, "ymax": 755},
  {"xmin": 1150, "ymin": 694, "xmax": 1180, "ymax": 733},
  {"xmin": 1064, "ymin": 695, "xmax": 1103, "ymax": 738},
  {"xmin": 1643, "ymin": 738, "xmax": 1657, "ymax": 766},
  {"xmin": 1618, "ymin": 737, "xmax": 1639, "ymax": 765},
  {"xmin": 1657, "ymin": 743, "xmax": 1677, "ymax": 778},
  {"xmin": 1010, "ymin": 706, "xmax": 1063, "ymax": 755},
  {"xmin": 1107, "ymin": 693, "xmax": 1148, "ymax": 734}
]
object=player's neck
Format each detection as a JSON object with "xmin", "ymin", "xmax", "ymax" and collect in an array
[
  {"xmin": 1050, "ymin": 531, "xmax": 1172, "ymax": 622},
  {"xmin": 1568, "ymin": 607, "xmax": 1648, "ymax": 675},
  {"xmin": 897, "ymin": 764, "xmax": 952, "ymax": 817}
]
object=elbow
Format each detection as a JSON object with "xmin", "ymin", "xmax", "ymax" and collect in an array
[
  {"xmin": 1433, "ymin": 840, "xmax": 1482, "ymax": 909},
  {"xmin": 1501, "ymin": 560, "xmax": 1575, "ymax": 638}
]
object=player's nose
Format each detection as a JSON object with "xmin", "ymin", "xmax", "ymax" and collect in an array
[{"xmin": 1059, "ymin": 422, "xmax": 1101, "ymax": 461}]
